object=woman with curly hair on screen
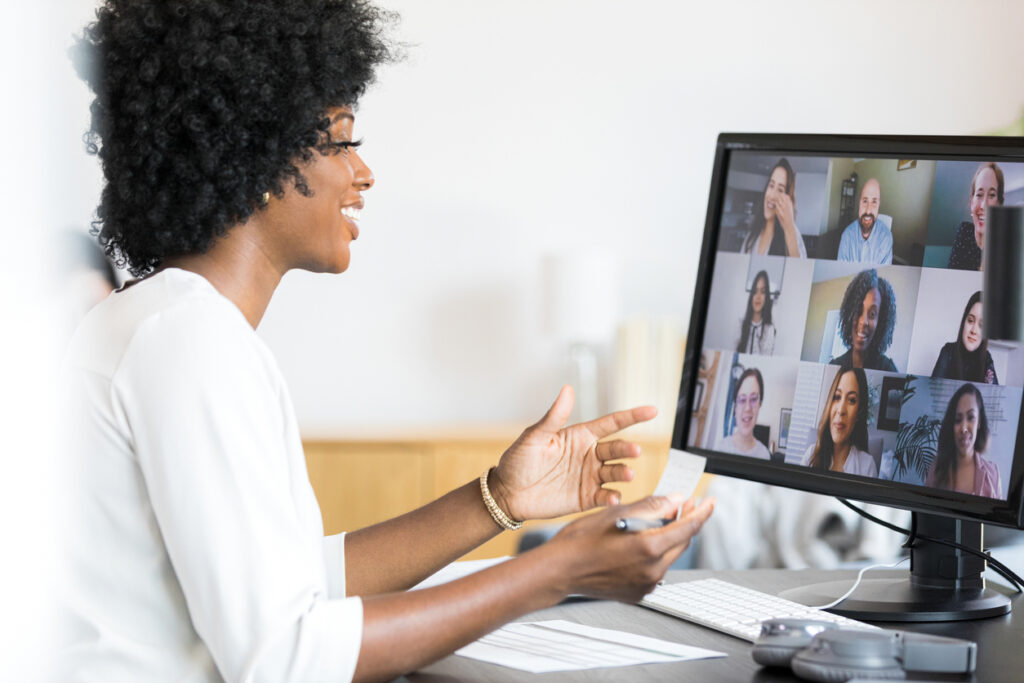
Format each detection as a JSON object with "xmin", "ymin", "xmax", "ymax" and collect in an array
[
  {"xmin": 829, "ymin": 268, "xmax": 898, "ymax": 372},
  {"xmin": 926, "ymin": 383, "xmax": 1002, "ymax": 498},
  {"xmin": 802, "ymin": 368, "xmax": 876, "ymax": 477},
  {"xmin": 60, "ymin": 2, "xmax": 714, "ymax": 681},
  {"xmin": 932, "ymin": 291, "xmax": 998, "ymax": 384}
]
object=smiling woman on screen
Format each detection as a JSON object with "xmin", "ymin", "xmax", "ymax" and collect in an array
[
  {"xmin": 57, "ymin": 2, "xmax": 714, "ymax": 681},
  {"xmin": 802, "ymin": 368, "xmax": 876, "ymax": 477},
  {"xmin": 829, "ymin": 268, "xmax": 897, "ymax": 372}
]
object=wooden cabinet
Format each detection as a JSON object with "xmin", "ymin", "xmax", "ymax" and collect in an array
[{"xmin": 303, "ymin": 431, "xmax": 701, "ymax": 560}]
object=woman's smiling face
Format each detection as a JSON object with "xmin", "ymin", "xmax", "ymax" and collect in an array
[
  {"xmin": 954, "ymin": 392, "xmax": 980, "ymax": 459},
  {"xmin": 264, "ymin": 106, "xmax": 375, "ymax": 274},
  {"xmin": 970, "ymin": 166, "xmax": 1000, "ymax": 248},
  {"xmin": 829, "ymin": 371, "xmax": 859, "ymax": 447},
  {"xmin": 853, "ymin": 287, "xmax": 880, "ymax": 353},
  {"xmin": 763, "ymin": 166, "xmax": 789, "ymax": 222},
  {"xmin": 962, "ymin": 301, "xmax": 983, "ymax": 352},
  {"xmin": 751, "ymin": 275, "xmax": 767, "ymax": 317},
  {"xmin": 734, "ymin": 375, "xmax": 761, "ymax": 439}
]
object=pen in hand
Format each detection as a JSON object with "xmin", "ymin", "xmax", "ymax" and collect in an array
[{"xmin": 615, "ymin": 517, "xmax": 673, "ymax": 533}]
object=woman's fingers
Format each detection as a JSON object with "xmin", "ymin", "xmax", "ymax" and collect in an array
[
  {"xmin": 533, "ymin": 385, "xmax": 575, "ymax": 433},
  {"xmin": 593, "ymin": 488, "xmax": 621, "ymax": 507},
  {"xmin": 598, "ymin": 462, "xmax": 634, "ymax": 485},
  {"xmin": 595, "ymin": 439, "xmax": 641, "ymax": 463},
  {"xmin": 648, "ymin": 498, "xmax": 715, "ymax": 557},
  {"xmin": 583, "ymin": 405, "xmax": 657, "ymax": 440}
]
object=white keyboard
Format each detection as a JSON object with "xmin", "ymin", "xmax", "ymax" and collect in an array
[{"xmin": 640, "ymin": 578, "xmax": 879, "ymax": 642}]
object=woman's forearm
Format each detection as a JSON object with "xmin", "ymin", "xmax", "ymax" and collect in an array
[
  {"xmin": 344, "ymin": 477, "xmax": 506, "ymax": 596},
  {"xmin": 353, "ymin": 544, "xmax": 568, "ymax": 681}
]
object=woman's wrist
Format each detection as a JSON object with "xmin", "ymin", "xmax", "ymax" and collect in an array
[{"xmin": 485, "ymin": 467, "xmax": 524, "ymax": 528}]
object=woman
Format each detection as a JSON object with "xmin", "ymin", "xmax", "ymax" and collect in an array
[
  {"xmin": 713, "ymin": 368, "xmax": 771, "ymax": 459},
  {"xmin": 740, "ymin": 158, "xmax": 808, "ymax": 258},
  {"xmin": 926, "ymin": 384, "xmax": 1002, "ymax": 498},
  {"xmin": 932, "ymin": 291, "xmax": 998, "ymax": 384},
  {"xmin": 830, "ymin": 268, "xmax": 897, "ymax": 372},
  {"xmin": 802, "ymin": 368, "xmax": 877, "ymax": 477},
  {"xmin": 61, "ymin": 2, "xmax": 714, "ymax": 681},
  {"xmin": 736, "ymin": 270, "xmax": 776, "ymax": 355},
  {"xmin": 948, "ymin": 162, "xmax": 1004, "ymax": 271}
]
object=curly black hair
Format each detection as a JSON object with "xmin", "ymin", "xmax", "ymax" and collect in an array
[
  {"xmin": 838, "ymin": 268, "xmax": 896, "ymax": 357},
  {"xmin": 74, "ymin": 0, "xmax": 396, "ymax": 275}
]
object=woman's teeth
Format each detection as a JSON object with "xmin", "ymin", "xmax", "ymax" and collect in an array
[{"xmin": 341, "ymin": 206, "xmax": 361, "ymax": 222}]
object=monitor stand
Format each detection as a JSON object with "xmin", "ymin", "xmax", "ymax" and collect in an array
[{"xmin": 778, "ymin": 512, "xmax": 1011, "ymax": 622}]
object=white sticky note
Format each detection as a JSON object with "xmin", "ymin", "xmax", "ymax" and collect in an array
[{"xmin": 653, "ymin": 448, "xmax": 707, "ymax": 502}]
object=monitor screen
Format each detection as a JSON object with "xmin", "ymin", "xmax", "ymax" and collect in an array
[{"xmin": 673, "ymin": 134, "xmax": 1024, "ymax": 529}]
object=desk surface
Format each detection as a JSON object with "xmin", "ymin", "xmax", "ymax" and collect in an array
[{"xmin": 406, "ymin": 569, "xmax": 1022, "ymax": 682}]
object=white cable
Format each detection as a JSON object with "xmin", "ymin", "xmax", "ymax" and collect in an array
[{"xmin": 811, "ymin": 557, "xmax": 910, "ymax": 610}]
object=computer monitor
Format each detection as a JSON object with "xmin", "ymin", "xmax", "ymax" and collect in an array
[{"xmin": 673, "ymin": 134, "xmax": 1024, "ymax": 622}]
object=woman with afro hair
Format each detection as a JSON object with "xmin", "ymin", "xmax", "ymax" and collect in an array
[
  {"xmin": 829, "ymin": 268, "xmax": 898, "ymax": 372},
  {"xmin": 60, "ymin": 1, "xmax": 714, "ymax": 681}
]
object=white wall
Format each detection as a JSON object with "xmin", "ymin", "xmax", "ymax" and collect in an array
[{"xmin": 49, "ymin": 0, "xmax": 1024, "ymax": 434}]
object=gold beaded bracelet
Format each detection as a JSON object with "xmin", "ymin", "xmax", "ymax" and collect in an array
[{"xmin": 479, "ymin": 468, "xmax": 523, "ymax": 531}]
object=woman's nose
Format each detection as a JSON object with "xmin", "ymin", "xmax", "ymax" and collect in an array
[{"xmin": 351, "ymin": 150, "xmax": 374, "ymax": 191}]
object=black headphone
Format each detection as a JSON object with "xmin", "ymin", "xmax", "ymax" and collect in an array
[{"xmin": 751, "ymin": 618, "xmax": 976, "ymax": 682}]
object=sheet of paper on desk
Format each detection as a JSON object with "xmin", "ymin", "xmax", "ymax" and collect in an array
[
  {"xmin": 653, "ymin": 448, "xmax": 707, "ymax": 501},
  {"xmin": 455, "ymin": 619, "xmax": 725, "ymax": 673}
]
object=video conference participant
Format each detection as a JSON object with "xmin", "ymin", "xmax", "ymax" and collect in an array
[
  {"xmin": 830, "ymin": 269, "xmax": 897, "ymax": 372},
  {"xmin": 925, "ymin": 383, "xmax": 1002, "ymax": 498},
  {"xmin": 837, "ymin": 178, "xmax": 892, "ymax": 265},
  {"xmin": 61, "ymin": 2, "xmax": 715, "ymax": 681},
  {"xmin": 737, "ymin": 270, "xmax": 776, "ymax": 355},
  {"xmin": 713, "ymin": 367, "xmax": 771, "ymax": 459},
  {"xmin": 741, "ymin": 158, "xmax": 808, "ymax": 258},
  {"xmin": 948, "ymin": 162, "xmax": 1003, "ymax": 271},
  {"xmin": 802, "ymin": 368, "xmax": 877, "ymax": 477},
  {"xmin": 932, "ymin": 291, "xmax": 998, "ymax": 384}
]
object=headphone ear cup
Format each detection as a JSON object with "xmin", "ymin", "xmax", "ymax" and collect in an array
[
  {"xmin": 751, "ymin": 643, "xmax": 803, "ymax": 667},
  {"xmin": 791, "ymin": 630, "xmax": 906, "ymax": 682},
  {"xmin": 791, "ymin": 658, "xmax": 905, "ymax": 682}
]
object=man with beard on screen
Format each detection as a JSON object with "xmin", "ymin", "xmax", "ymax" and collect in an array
[{"xmin": 837, "ymin": 178, "xmax": 893, "ymax": 264}]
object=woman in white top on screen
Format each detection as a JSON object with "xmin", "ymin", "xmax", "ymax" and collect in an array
[
  {"xmin": 59, "ymin": 2, "xmax": 715, "ymax": 681},
  {"xmin": 740, "ymin": 158, "xmax": 808, "ymax": 258},
  {"xmin": 713, "ymin": 368, "xmax": 771, "ymax": 460},
  {"xmin": 736, "ymin": 270, "xmax": 776, "ymax": 355},
  {"xmin": 802, "ymin": 368, "xmax": 877, "ymax": 477}
]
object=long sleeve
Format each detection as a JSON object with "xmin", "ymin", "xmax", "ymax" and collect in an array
[{"xmin": 115, "ymin": 300, "xmax": 362, "ymax": 683}]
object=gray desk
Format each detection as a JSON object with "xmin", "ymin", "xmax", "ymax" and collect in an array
[{"xmin": 406, "ymin": 569, "xmax": 1022, "ymax": 682}]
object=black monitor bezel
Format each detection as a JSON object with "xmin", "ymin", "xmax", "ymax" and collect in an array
[{"xmin": 672, "ymin": 133, "xmax": 1024, "ymax": 529}]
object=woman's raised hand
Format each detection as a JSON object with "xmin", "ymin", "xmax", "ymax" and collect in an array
[
  {"xmin": 774, "ymin": 192, "xmax": 797, "ymax": 232},
  {"xmin": 542, "ymin": 494, "xmax": 715, "ymax": 603},
  {"xmin": 490, "ymin": 385, "xmax": 657, "ymax": 522}
]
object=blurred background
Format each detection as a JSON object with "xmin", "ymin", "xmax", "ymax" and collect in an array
[{"xmin": 4, "ymin": 1, "xmax": 1024, "ymax": 674}]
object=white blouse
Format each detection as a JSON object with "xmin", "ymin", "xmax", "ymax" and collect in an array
[
  {"xmin": 801, "ymin": 443, "xmax": 878, "ymax": 478},
  {"xmin": 58, "ymin": 269, "xmax": 362, "ymax": 682}
]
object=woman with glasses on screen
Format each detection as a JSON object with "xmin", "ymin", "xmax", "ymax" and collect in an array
[
  {"xmin": 830, "ymin": 269, "xmax": 897, "ymax": 372},
  {"xmin": 926, "ymin": 383, "xmax": 1002, "ymax": 498},
  {"xmin": 60, "ymin": 2, "xmax": 716, "ymax": 680},
  {"xmin": 948, "ymin": 162, "xmax": 1004, "ymax": 271},
  {"xmin": 713, "ymin": 368, "xmax": 771, "ymax": 459},
  {"xmin": 736, "ymin": 270, "xmax": 776, "ymax": 356},
  {"xmin": 802, "ymin": 368, "xmax": 877, "ymax": 477},
  {"xmin": 932, "ymin": 291, "xmax": 998, "ymax": 384},
  {"xmin": 740, "ymin": 158, "xmax": 808, "ymax": 258}
]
